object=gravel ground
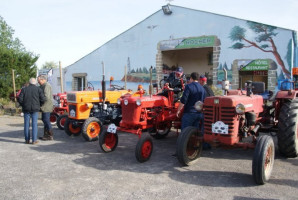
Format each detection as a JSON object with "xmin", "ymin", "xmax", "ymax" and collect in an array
[{"xmin": 0, "ymin": 115, "xmax": 297, "ymax": 200}]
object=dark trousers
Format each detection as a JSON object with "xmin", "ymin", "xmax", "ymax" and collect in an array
[
  {"xmin": 41, "ymin": 112, "xmax": 52, "ymax": 130},
  {"xmin": 181, "ymin": 112, "xmax": 203, "ymax": 132}
]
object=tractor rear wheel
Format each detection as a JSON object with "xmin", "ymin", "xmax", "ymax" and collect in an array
[
  {"xmin": 177, "ymin": 126, "xmax": 202, "ymax": 166},
  {"xmin": 57, "ymin": 114, "xmax": 68, "ymax": 130},
  {"xmin": 277, "ymin": 100, "xmax": 298, "ymax": 157},
  {"xmin": 99, "ymin": 130, "xmax": 118, "ymax": 152},
  {"xmin": 64, "ymin": 118, "xmax": 82, "ymax": 136},
  {"xmin": 50, "ymin": 113, "xmax": 58, "ymax": 126},
  {"xmin": 82, "ymin": 117, "xmax": 103, "ymax": 142},
  {"xmin": 252, "ymin": 135, "xmax": 275, "ymax": 185},
  {"xmin": 135, "ymin": 133, "xmax": 153, "ymax": 163},
  {"xmin": 149, "ymin": 121, "xmax": 171, "ymax": 139}
]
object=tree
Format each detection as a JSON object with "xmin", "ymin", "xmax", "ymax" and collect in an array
[
  {"xmin": 229, "ymin": 21, "xmax": 290, "ymax": 78},
  {"xmin": 42, "ymin": 61, "xmax": 58, "ymax": 69},
  {"xmin": 0, "ymin": 16, "xmax": 39, "ymax": 99}
]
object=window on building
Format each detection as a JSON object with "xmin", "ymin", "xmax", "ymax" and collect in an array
[{"xmin": 72, "ymin": 73, "xmax": 87, "ymax": 91}]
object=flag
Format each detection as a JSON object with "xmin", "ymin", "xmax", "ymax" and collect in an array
[{"xmin": 47, "ymin": 68, "xmax": 53, "ymax": 84}]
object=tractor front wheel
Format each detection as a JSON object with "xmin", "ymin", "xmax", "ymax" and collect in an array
[
  {"xmin": 50, "ymin": 113, "xmax": 59, "ymax": 126},
  {"xmin": 82, "ymin": 117, "xmax": 103, "ymax": 142},
  {"xmin": 177, "ymin": 126, "xmax": 202, "ymax": 166},
  {"xmin": 99, "ymin": 130, "xmax": 118, "ymax": 152},
  {"xmin": 57, "ymin": 114, "xmax": 68, "ymax": 130},
  {"xmin": 252, "ymin": 135, "xmax": 275, "ymax": 185},
  {"xmin": 64, "ymin": 118, "xmax": 82, "ymax": 136},
  {"xmin": 277, "ymin": 100, "xmax": 298, "ymax": 158},
  {"xmin": 135, "ymin": 133, "xmax": 153, "ymax": 163}
]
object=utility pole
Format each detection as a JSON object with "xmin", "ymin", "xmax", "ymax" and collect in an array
[
  {"xmin": 59, "ymin": 61, "xmax": 64, "ymax": 93},
  {"xmin": 12, "ymin": 69, "xmax": 17, "ymax": 102}
]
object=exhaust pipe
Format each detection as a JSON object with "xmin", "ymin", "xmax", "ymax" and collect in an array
[
  {"xmin": 149, "ymin": 66, "xmax": 153, "ymax": 98},
  {"xmin": 101, "ymin": 62, "xmax": 106, "ymax": 109},
  {"xmin": 251, "ymin": 124, "xmax": 261, "ymax": 135}
]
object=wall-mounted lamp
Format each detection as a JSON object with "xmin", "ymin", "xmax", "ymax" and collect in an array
[{"xmin": 162, "ymin": 4, "xmax": 172, "ymax": 15}]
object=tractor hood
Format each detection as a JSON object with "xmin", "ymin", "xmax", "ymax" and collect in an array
[
  {"xmin": 67, "ymin": 90, "xmax": 131, "ymax": 104},
  {"xmin": 204, "ymin": 94, "xmax": 264, "ymax": 113},
  {"xmin": 122, "ymin": 95, "xmax": 169, "ymax": 107}
]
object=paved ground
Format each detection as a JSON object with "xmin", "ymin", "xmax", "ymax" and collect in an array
[{"xmin": 0, "ymin": 115, "xmax": 297, "ymax": 200}]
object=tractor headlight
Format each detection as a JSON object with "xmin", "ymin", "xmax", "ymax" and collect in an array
[
  {"xmin": 117, "ymin": 98, "xmax": 121, "ymax": 105},
  {"xmin": 124, "ymin": 99, "xmax": 128, "ymax": 106},
  {"xmin": 136, "ymin": 99, "xmax": 142, "ymax": 106},
  {"xmin": 194, "ymin": 101, "xmax": 204, "ymax": 111},
  {"xmin": 236, "ymin": 103, "xmax": 245, "ymax": 114}
]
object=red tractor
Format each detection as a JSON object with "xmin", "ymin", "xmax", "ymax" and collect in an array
[
  {"xmin": 99, "ymin": 71, "xmax": 183, "ymax": 162},
  {"xmin": 50, "ymin": 92, "xmax": 68, "ymax": 130},
  {"xmin": 176, "ymin": 74, "xmax": 298, "ymax": 185}
]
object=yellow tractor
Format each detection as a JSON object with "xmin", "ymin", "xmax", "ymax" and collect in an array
[{"xmin": 64, "ymin": 86, "xmax": 132, "ymax": 141}]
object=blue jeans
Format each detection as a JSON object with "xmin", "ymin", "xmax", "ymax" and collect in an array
[
  {"xmin": 181, "ymin": 112, "xmax": 203, "ymax": 132},
  {"xmin": 24, "ymin": 112, "xmax": 39, "ymax": 142},
  {"xmin": 41, "ymin": 112, "xmax": 52, "ymax": 130}
]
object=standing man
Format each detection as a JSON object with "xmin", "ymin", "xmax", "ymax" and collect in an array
[
  {"xmin": 199, "ymin": 75, "xmax": 215, "ymax": 97},
  {"xmin": 38, "ymin": 75, "xmax": 54, "ymax": 140},
  {"xmin": 18, "ymin": 78, "xmax": 45, "ymax": 144},
  {"xmin": 177, "ymin": 72, "xmax": 206, "ymax": 131}
]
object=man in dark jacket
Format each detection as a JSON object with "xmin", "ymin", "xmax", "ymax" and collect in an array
[
  {"xmin": 199, "ymin": 75, "xmax": 214, "ymax": 97},
  {"xmin": 18, "ymin": 78, "xmax": 46, "ymax": 144},
  {"xmin": 176, "ymin": 72, "xmax": 206, "ymax": 130}
]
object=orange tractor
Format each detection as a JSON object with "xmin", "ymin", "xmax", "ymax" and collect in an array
[
  {"xmin": 64, "ymin": 84, "xmax": 132, "ymax": 141},
  {"xmin": 99, "ymin": 67, "xmax": 184, "ymax": 162},
  {"xmin": 176, "ymin": 69, "xmax": 298, "ymax": 185}
]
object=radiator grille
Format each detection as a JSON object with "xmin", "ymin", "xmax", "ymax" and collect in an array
[{"xmin": 204, "ymin": 105, "xmax": 236, "ymax": 136}]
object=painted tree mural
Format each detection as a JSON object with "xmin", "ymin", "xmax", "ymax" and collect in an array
[{"xmin": 229, "ymin": 21, "xmax": 290, "ymax": 78}]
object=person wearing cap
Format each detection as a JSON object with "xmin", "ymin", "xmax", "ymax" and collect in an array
[
  {"xmin": 199, "ymin": 75, "xmax": 214, "ymax": 97},
  {"xmin": 176, "ymin": 72, "xmax": 206, "ymax": 131}
]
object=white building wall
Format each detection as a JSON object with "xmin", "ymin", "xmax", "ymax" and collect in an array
[{"xmin": 63, "ymin": 6, "xmax": 295, "ymax": 91}]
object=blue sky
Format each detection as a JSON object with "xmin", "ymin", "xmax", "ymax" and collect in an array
[{"xmin": 1, "ymin": 0, "xmax": 297, "ymax": 68}]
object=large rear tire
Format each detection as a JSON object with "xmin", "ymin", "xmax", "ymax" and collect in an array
[
  {"xmin": 177, "ymin": 126, "xmax": 202, "ymax": 166},
  {"xmin": 252, "ymin": 135, "xmax": 275, "ymax": 185},
  {"xmin": 82, "ymin": 117, "xmax": 103, "ymax": 142},
  {"xmin": 135, "ymin": 133, "xmax": 153, "ymax": 163},
  {"xmin": 277, "ymin": 100, "xmax": 298, "ymax": 157},
  {"xmin": 57, "ymin": 114, "xmax": 67, "ymax": 130},
  {"xmin": 64, "ymin": 118, "xmax": 82, "ymax": 136},
  {"xmin": 149, "ymin": 121, "xmax": 171, "ymax": 139},
  {"xmin": 99, "ymin": 130, "xmax": 118, "ymax": 152}
]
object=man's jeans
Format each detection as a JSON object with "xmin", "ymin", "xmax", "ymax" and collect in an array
[
  {"xmin": 24, "ymin": 112, "xmax": 39, "ymax": 142},
  {"xmin": 181, "ymin": 112, "xmax": 203, "ymax": 132},
  {"xmin": 41, "ymin": 112, "xmax": 52, "ymax": 130}
]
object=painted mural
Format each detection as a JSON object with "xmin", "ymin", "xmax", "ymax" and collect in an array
[
  {"xmin": 60, "ymin": 6, "xmax": 296, "ymax": 94},
  {"xmin": 229, "ymin": 21, "xmax": 292, "ymax": 79}
]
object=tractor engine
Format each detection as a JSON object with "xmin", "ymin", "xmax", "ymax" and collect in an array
[
  {"xmin": 119, "ymin": 95, "xmax": 171, "ymax": 130},
  {"xmin": 203, "ymin": 94, "xmax": 264, "ymax": 146},
  {"xmin": 53, "ymin": 92, "xmax": 67, "ymax": 108}
]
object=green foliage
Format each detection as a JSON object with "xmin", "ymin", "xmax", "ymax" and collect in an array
[
  {"xmin": 0, "ymin": 16, "xmax": 39, "ymax": 99},
  {"xmin": 285, "ymin": 39, "xmax": 292, "ymax": 70},
  {"xmin": 42, "ymin": 61, "xmax": 58, "ymax": 69},
  {"xmin": 229, "ymin": 26, "xmax": 246, "ymax": 42},
  {"xmin": 230, "ymin": 42, "xmax": 244, "ymax": 49}
]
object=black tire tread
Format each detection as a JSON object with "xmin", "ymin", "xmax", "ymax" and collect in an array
[{"xmin": 277, "ymin": 101, "xmax": 298, "ymax": 158}]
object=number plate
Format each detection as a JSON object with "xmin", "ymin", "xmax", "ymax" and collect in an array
[
  {"xmin": 212, "ymin": 121, "xmax": 229, "ymax": 134},
  {"xmin": 107, "ymin": 123, "xmax": 117, "ymax": 134}
]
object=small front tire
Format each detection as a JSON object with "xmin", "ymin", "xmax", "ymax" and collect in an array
[
  {"xmin": 64, "ymin": 118, "xmax": 82, "ymax": 136},
  {"xmin": 135, "ymin": 133, "xmax": 153, "ymax": 163},
  {"xmin": 252, "ymin": 135, "xmax": 275, "ymax": 185},
  {"xmin": 99, "ymin": 130, "xmax": 118, "ymax": 152},
  {"xmin": 57, "ymin": 114, "xmax": 68, "ymax": 130},
  {"xmin": 82, "ymin": 117, "xmax": 103, "ymax": 142}
]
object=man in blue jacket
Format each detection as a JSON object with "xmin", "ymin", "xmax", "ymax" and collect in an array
[
  {"xmin": 18, "ymin": 78, "xmax": 46, "ymax": 144},
  {"xmin": 176, "ymin": 72, "xmax": 206, "ymax": 131}
]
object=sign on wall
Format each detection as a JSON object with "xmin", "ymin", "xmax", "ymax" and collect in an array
[
  {"xmin": 160, "ymin": 36, "xmax": 216, "ymax": 51},
  {"xmin": 239, "ymin": 59, "xmax": 269, "ymax": 71}
]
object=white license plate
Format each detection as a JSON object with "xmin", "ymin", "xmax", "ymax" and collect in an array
[
  {"xmin": 212, "ymin": 121, "xmax": 228, "ymax": 134},
  {"xmin": 107, "ymin": 123, "xmax": 117, "ymax": 134}
]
